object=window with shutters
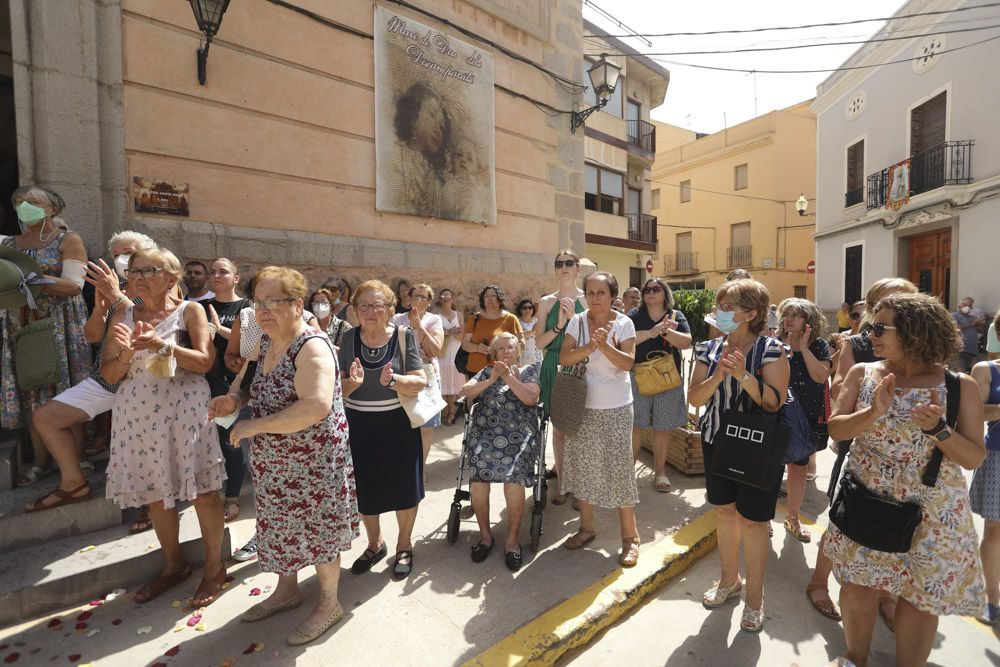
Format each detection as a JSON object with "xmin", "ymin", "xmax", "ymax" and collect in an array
[
  {"xmin": 679, "ymin": 180, "xmax": 691, "ymax": 203},
  {"xmin": 728, "ymin": 222, "xmax": 751, "ymax": 267},
  {"xmin": 584, "ymin": 163, "xmax": 624, "ymax": 215},
  {"xmin": 794, "ymin": 285, "xmax": 807, "ymax": 299},
  {"xmin": 734, "ymin": 164, "xmax": 748, "ymax": 190},
  {"xmin": 844, "ymin": 244, "xmax": 863, "ymax": 304},
  {"xmin": 845, "ymin": 140, "xmax": 864, "ymax": 207},
  {"xmin": 910, "ymin": 91, "xmax": 946, "ymax": 155}
]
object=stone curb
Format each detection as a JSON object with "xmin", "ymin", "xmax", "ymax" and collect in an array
[{"xmin": 462, "ymin": 509, "xmax": 718, "ymax": 667}]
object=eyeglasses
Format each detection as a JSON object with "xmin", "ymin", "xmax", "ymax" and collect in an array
[
  {"xmin": 849, "ymin": 312, "xmax": 861, "ymax": 320},
  {"xmin": 252, "ymin": 297, "xmax": 297, "ymax": 310},
  {"xmin": 717, "ymin": 303, "xmax": 748, "ymax": 313},
  {"xmin": 642, "ymin": 286, "xmax": 662, "ymax": 294},
  {"xmin": 125, "ymin": 267, "xmax": 164, "ymax": 279},
  {"xmin": 356, "ymin": 303, "xmax": 387, "ymax": 313},
  {"xmin": 410, "ymin": 294, "xmax": 431, "ymax": 301},
  {"xmin": 865, "ymin": 323, "xmax": 897, "ymax": 338},
  {"xmin": 554, "ymin": 259, "xmax": 576, "ymax": 268}
]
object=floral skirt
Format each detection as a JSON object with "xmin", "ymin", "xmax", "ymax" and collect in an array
[{"xmin": 562, "ymin": 404, "xmax": 638, "ymax": 508}]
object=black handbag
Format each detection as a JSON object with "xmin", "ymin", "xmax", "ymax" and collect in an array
[
  {"xmin": 709, "ymin": 376, "xmax": 790, "ymax": 492},
  {"xmin": 828, "ymin": 369, "xmax": 960, "ymax": 553},
  {"xmin": 453, "ymin": 313, "xmax": 480, "ymax": 377}
]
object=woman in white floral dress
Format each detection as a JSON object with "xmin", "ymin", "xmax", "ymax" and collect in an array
[
  {"xmin": 826, "ymin": 293, "xmax": 986, "ymax": 667},
  {"xmin": 101, "ymin": 247, "xmax": 226, "ymax": 609}
]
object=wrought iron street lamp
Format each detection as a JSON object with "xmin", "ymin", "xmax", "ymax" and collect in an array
[
  {"xmin": 795, "ymin": 194, "xmax": 815, "ymax": 217},
  {"xmin": 188, "ymin": 0, "xmax": 231, "ymax": 85},
  {"xmin": 571, "ymin": 54, "xmax": 622, "ymax": 133}
]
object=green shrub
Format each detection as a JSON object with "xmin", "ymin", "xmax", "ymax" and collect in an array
[{"xmin": 673, "ymin": 289, "xmax": 716, "ymax": 344}]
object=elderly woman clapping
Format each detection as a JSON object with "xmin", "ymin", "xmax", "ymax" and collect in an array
[
  {"xmin": 339, "ymin": 280, "xmax": 427, "ymax": 580},
  {"xmin": 460, "ymin": 333, "xmax": 541, "ymax": 571},
  {"xmin": 209, "ymin": 267, "xmax": 359, "ymax": 645}
]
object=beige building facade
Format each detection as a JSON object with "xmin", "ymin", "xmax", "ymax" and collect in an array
[
  {"xmin": 651, "ymin": 102, "xmax": 817, "ymax": 302},
  {"xmin": 1, "ymin": 0, "xmax": 591, "ymax": 309},
  {"xmin": 581, "ymin": 20, "xmax": 669, "ymax": 289}
]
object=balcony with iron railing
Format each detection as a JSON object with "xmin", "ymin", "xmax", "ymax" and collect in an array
[
  {"xmin": 626, "ymin": 213, "xmax": 657, "ymax": 246},
  {"xmin": 727, "ymin": 245, "xmax": 752, "ymax": 268},
  {"xmin": 626, "ymin": 119, "xmax": 656, "ymax": 155},
  {"xmin": 664, "ymin": 251, "xmax": 698, "ymax": 275},
  {"xmin": 865, "ymin": 140, "xmax": 974, "ymax": 211}
]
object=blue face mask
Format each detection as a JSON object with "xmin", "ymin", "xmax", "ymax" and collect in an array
[{"xmin": 716, "ymin": 310, "xmax": 741, "ymax": 333}]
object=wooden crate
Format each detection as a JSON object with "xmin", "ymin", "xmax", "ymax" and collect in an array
[{"xmin": 666, "ymin": 427, "xmax": 704, "ymax": 475}]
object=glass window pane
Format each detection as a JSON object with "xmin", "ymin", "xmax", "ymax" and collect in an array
[{"xmin": 585, "ymin": 164, "xmax": 598, "ymax": 194}]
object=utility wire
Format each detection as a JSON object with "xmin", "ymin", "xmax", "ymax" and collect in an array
[
  {"xmin": 651, "ymin": 32, "xmax": 1000, "ymax": 74},
  {"xmin": 585, "ymin": 2, "xmax": 1000, "ymax": 38},
  {"xmin": 587, "ymin": 22, "xmax": 1000, "ymax": 57},
  {"xmin": 648, "ymin": 177, "xmax": 814, "ymax": 205}
]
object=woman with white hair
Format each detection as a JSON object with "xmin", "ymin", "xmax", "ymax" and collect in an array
[{"xmin": 2, "ymin": 185, "xmax": 92, "ymax": 487}]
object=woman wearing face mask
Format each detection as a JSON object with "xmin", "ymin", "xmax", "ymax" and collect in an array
[
  {"xmin": 204, "ymin": 258, "xmax": 251, "ymax": 523},
  {"xmin": 309, "ymin": 288, "xmax": 352, "ymax": 347},
  {"xmin": 436, "ymin": 288, "xmax": 466, "ymax": 425},
  {"xmin": 24, "ymin": 231, "xmax": 156, "ymax": 511},
  {"xmin": 2, "ymin": 186, "xmax": 92, "ymax": 488},
  {"xmin": 688, "ymin": 279, "xmax": 790, "ymax": 633}
]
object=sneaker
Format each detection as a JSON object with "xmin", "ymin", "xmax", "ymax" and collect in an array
[
  {"xmin": 703, "ymin": 577, "xmax": 742, "ymax": 609},
  {"xmin": 978, "ymin": 602, "xmax": 1000, "ymax": 626},
  {"xmin": 233, "ymin": 534, "xmax": 258, "ymax": 562}
]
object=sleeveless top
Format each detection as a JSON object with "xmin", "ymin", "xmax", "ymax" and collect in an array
[
  {"xmin": 539, "ymin": 295, "xmax": 586, "ymax": 410},
  {"xmin": 986, "ymin": 362, "xmax": 1000, "ymax": 452}
]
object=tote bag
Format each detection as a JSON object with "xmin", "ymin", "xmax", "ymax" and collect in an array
[
  {"xmin": 549, "ymin": 318, "xmax": 588, "ymax": 437},
  {"xmin": 15, "ymin": 316, "xmax": 60, "ymax": 391},
  {"xmin": 709, "ymin": 377, "xmax": 790, "ymax": 492},
  {"xmin": 397, "ymin": 326, "xmax": 447, "ymax": 428}
]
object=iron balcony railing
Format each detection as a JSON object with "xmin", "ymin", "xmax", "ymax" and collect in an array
[
  {"xmin": 727, "ymin": 245, "xmax": 752, "ymax": 268},
  {"xmin": 664, "ymin": 251, "xmax": 698, "ymax": 274},
  {"xmin": 626, "ymin": 119, "xmax": 656, "ymax": 153},
  {"xmin": 865, "ymin": 140, "xmax": 974, "ymax": 211},
  {"xmin": 626, "ymin": 213, "xmax": 657, "ymax": 244}
]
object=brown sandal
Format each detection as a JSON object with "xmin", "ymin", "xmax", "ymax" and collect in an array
[
  {"xmin": 24, "ymin": 483, "xmax": 91, "ymax": 512},
  {"xmin": 135, "ymin": 565, "xmax": 192, "ymax": 604},
  {"xmin": 564, "ymin": 530, "xmax": 597, "ymax": 550},
  {"xmin": 806, "ymin": 583, "xmax": 841, "ymax": 621},
  {"xmin": 192, "ymin": 565, "xmax": 228, "ymax": 607}
]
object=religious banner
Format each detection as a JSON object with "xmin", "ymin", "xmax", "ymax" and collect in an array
[
  {"xmin": 885, "ymin": 159, "xmax": 910, "ymax": 211},
  {"xmin": 374, "ymin": 6, "xmax": 496, "ymax": 225}
]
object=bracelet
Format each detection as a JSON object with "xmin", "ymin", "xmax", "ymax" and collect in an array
[
  {"xmin": 157, "ymin": 341, "xmax": 174, "ymax": 357},
  {"xmin": 553, "ymin": 324, "xmax": 565, "ymax": 334},
  {"xmin": 109, "ymin": 294, "xmax": 128, "ymax": 309},
  {"xmin": 113, "ymin": 348, "xmax": 133, "ymax": 364},
  {"xmin": 227, "ymin": 392, "xmax": 243, "ymax": 411}
]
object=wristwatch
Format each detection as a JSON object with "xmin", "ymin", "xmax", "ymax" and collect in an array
[
  {"xmin": 387, "ymin": 375, "xmax": 397, "ymax": 388},
  {"xmin": 922, "ymin": 418, "xmax": 952, "ymax": 442}
]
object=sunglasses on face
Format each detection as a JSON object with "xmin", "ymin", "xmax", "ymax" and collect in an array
[
  {"xmin": 865, "ymin": 323, "xmax": 897, "ymax": 338},
  {"xmin": 554, "ymin": 259, "xmax": 576, "ymax": 268},
  {"xmin": 642, "ymin": 286, "xmax": 662, "ymax": 294}
]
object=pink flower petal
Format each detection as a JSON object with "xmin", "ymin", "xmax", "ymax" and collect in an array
[
  {"xmin": 185, "ymin": 615, "xmax": 201, "ymax": 627},
  {"xmin": 249, "ymin": 587, "xmax": 261, "ymax": 596},
  {"xmin": 76, "ymin": 611, "xmax": 92, "ymax": 621},
  {"xmin": 164, "ymin": 645, "xmax": 180, "ymax": 657}
]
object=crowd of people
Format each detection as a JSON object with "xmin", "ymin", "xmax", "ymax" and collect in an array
[{"xmin": 0, "ymin": 186, "xmax": 995, "ymax": 664}]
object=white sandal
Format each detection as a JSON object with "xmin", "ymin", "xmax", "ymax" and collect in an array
[
  {"xmin": 655, "ymin": 475, "xmax": 672, "ymax": 492},
  {"xmin": 16, "ymin": 465, "xmax": 53, "ymax": 487}
]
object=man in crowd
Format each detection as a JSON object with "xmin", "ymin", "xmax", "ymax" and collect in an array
[
  {"xmin": 952, "ymin": 296, "xmax": 985, "ymax": 371},
  {"xmin": 183, "ymin": 260, "xmax": 215, "ymax": 302}
]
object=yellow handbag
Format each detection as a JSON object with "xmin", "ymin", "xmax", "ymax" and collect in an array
[{"xmin": 633, "ymin": 350, "xmax": 681, "ymax": 396}]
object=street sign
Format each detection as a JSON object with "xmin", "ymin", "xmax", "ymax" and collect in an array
[
  {"xmin": 807, "ymin": 260, "xmax": 816, "ymax": 274},
  {"xmin": 646, "ymin": 259, "xmax": 654, "ymax": 274}
]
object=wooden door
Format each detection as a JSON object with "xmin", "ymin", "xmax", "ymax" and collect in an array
[{"xmin": 908, "ymin": 229, "xmax": 951, "ymax": 308}]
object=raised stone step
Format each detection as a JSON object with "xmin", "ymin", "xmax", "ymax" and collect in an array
[
  {"xmin": 0, "ymin": 463, "xmax": 122, "ymax": 554},
  {"xmin": 0, "ymin": 504, "xmax": 231, "ymax": 626}
]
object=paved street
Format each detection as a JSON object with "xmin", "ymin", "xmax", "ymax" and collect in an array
[{"xmin": 1, "ymin": 425, "xmax": 996, "ymax": 666}]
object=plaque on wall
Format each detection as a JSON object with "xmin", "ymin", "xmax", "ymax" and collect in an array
[{"xmin": 132, "ymin": 177, "xmax": 190, "ymax": 216}]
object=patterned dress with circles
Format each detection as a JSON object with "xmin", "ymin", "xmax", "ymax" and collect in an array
[{"xmin": 467, "ymin": 365, "xmax": 540, "ymax": 487}]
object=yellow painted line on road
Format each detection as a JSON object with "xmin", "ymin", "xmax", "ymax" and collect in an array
[{"xmin": 462, "ymin": 509, "xmax": 717, "ymax": 667}]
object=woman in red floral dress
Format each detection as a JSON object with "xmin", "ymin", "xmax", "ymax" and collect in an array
[{"xmin": 211, "ymin": 266, "xmax": 359, "ymax": 646}]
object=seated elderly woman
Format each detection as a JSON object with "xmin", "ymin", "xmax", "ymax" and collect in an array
[
  {"xmin": 826, "ymin": 292, "xmax": 986, "ymax": 666},
  {"xmin": 210, "ymin": 266, "xmax": 358, "ymax": 646},
  {"xmin": 459, "ymin": 332, "xmax": 541, "ymax": 571}
]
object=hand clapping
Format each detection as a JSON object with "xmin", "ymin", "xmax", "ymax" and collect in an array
[
  {"xmin": 589, "ymin": 327, "xmax": 609, "ymax": 352},
  {"xmin": 718, "ymin": 345, "xmax": 746, "ymax": 377},
  {"xmin": 380, "ymin": 362, "xmax": 395, "ymax": 387},
  {"xmin": 910, "ymin": 388, "xmax": 944, "ymax": 431},
  {"xmin": 348, "ymin": 358, "xmax": 364, "ymax": 385},
  {"xmin": 870, "ymin": 372, "xmax": 896, "ymax": 418}
]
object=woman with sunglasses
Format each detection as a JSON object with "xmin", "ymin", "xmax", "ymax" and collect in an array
[
  {"xmin": 825, "ymin": 292, "xmax": 985, "ymax": 667},
  {"xmin": 436, "ymin": 288, "xmax": 465, "ymax": 424},
  {"xmin": 688, "ymin": 279, "xmax": 789, "ymax": 633},
  {"xmin": 806, "ymin": 279, "xmax": 918, "ymax": 626},
  {"xmin": 535, "ymin": 250, "xmax": 587, "ymax": 504},
  {"xmin": 392, "ymin": 283, "xmax": 445, "ymax": 464},
  {"xmin": 101, "ymin": 247, "xmax": 226, "ymax": 608},
  {"xmin": 628, "ymin": 278, "xmax": 691, "ymax": 492}
]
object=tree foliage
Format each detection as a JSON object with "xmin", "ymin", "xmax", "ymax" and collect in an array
[{"xmin": 673, "ymin": 289, "xmax": 717, "ymax": 344}]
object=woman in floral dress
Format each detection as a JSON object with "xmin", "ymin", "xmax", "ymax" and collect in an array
[
  {"xmin": 826, "ymin": 293, "xmax": 986, "ymax": 667},
  {"xmin": 213, "ymin": 266, "xmax": 358, "ymax": 647},
  {"xmin": 1, "ymin": 186, "xmax": 91, "ymax": 485},
  {"xmin": 460, "ymin": 332, "xmax": 540, "ymax": 571}
]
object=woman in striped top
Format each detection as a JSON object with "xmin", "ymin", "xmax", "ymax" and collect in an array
[{"xmin": 688, "ymin": 279, "xmax": 789, "ymax": 633}]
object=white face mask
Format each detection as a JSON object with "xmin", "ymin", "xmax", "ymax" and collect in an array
[
  {"xmin": 960, "ymin": 306, "xmax": 971, "ymax": 314},
  {"xmin": 114, "ymin": 254, "xmax": 132, "ymax": 280},
  {"xmin": 312, "ymin": 303, "xmax": 331, "ymax": 318}
]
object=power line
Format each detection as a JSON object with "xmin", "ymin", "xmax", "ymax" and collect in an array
[
  {"xmin": 648, "ymin": 178, "xmax": 811, "ymax": 205},
  {"xmin": 585, "ymin": 2, "xmax": 1000, "ymax": 39},
  {"xmin": 650, "ymin": 32, "xmax": 1000, "ymax": 74},
  {"xmin": 586, "ymin": 22, "xmax": 1000, "ymax": 57}
]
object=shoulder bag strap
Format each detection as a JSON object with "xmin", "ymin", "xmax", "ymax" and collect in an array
[{"xmin": 921, "ymin": 369, "xmax": 961, "ymax": 487}]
